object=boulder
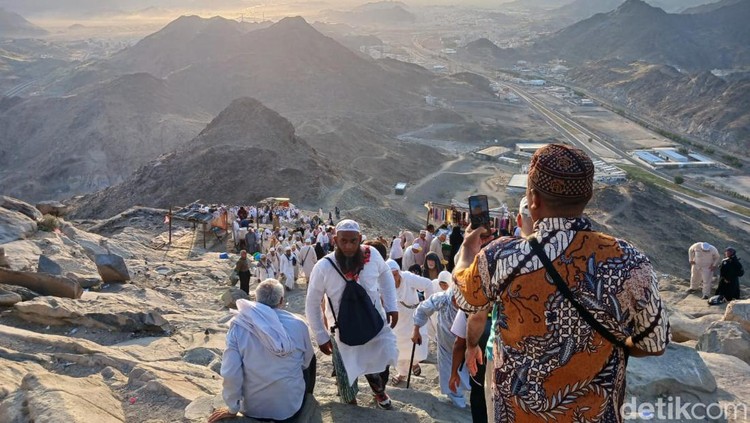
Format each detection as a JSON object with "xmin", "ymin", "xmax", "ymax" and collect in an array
[
  {"xmin": 0, "ymin": 268, "xmax": 82, "ymax": 298},
  {"xmin": 0, "ymin": 240, "xmax": 43, "ymax": 271},
  {"xmin": 0, "ymin": 289, "xmax": 22, "ymax": 307},
  {"xmin": 626, "ymin": 343, "xmax": 717, "ymax": 406},
  {"xmin": 696, "ymin": 321, "xmax": 750, "ymax": 363},
  {"xmin": 65, "ymin": 272, "xmax": 101, "ymax": 289},
  {"xmin": 35, "ymin": 200, "xmax": 68, "ymax": 217},
  {"xmin": 14, "ymin": 291, "xmax": 173, "ymax": 333},
  {"xmin": 182, "ymin": 347, "xmax": 220, "ymax": 366},
  {"xmin": 221, "ymin": 287, "xmax": 250, "ymax": 309},
  {"xmin": 723, "ymin": 299, "xmax": 750, "ymax": 333},
  {"xmin": 0, "ymin": 207, "xmax": 37, "ymax": 244},
  {"xmin": 0, "ymin": 372, "xmax": 125, "ymax": 423},
  {"xmin": 0, "ymin": 196, "xmax": 42, "ymax": 221},
  {"xmin": 698, "ymin": 352, "xmax": 750, "ymax": 420},
  {"xmin": 95, "ymin": 254, "xmax": 130, "ymax": 283},
  {"xmin": 669, "ymin": 309, "xmax": 721, "ymax": 342},
  {"xmin": 0, "ymin": 284, "xmax": 39, "ymax": 301},
  {"xmin": 38, "ymin": 254, "xmax": 63, "ymax": 275}
]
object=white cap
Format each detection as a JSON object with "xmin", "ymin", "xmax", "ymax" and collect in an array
[
  {"xmin": 305, "ymin": 238, "xmax": 312, "ymax": 244},
  {"xmin": 411, "ymin": 243, "xmax": 422, "ymax": 252},
  {"xmin": 284, "ymin": 246, "xmax": 292, "ymax": 252},
  {"xmin": 437, "ymin": 270, "xmax": 452, "ymax": 284},
  {"xmin": 386, "ymin": 259, "xmax": 400, "ymax": 272},
  {"xmin": 519, "ymin": 196, "xmax": 531, "ymax": 218},
  {"xmin": 335, "ymin": 219, "xmax": 360, "ymax": 233},
  {"xmin": 269, "ymin": 247, "xmax": 276, "ymax": 252}
]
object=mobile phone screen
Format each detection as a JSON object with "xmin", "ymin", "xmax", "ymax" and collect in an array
[{"xmin": 468, "ymin": 195, "xmax": 490, "ymax": 229}]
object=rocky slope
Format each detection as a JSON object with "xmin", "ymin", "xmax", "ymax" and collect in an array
[
  {"xmin": 70, "ymin": 98, "xmax": 336, "ymax": 219},
  {"xmin": 1, "ymin": 191, "xmax": 750, "ymax": 422},
  {"xmin": 566, "ymin": 60, "xmax": 750, "ymax": 150},
  {"xmin": 0, "ymin": 7, "xmax": 47, "ymax": 38}
]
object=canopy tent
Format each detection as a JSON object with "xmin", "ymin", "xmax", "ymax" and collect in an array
[{"xmin": 170, "ymin": 202, "xmax": 229, "ymax": 249}]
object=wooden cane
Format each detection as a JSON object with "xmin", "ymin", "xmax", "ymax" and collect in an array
[{"xmin": 406, "ymin": 341, "xmax": 417, "ymax": 389}]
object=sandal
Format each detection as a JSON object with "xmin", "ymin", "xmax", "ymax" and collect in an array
[
  {"xmin": 390, "ymin": 375, "xmax": 404, "ymax": 385},
  {"xmin": 412, "ymin": 364, "xmax": 422, "ymax": 377}
]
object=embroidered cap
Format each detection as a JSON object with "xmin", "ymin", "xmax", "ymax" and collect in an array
[
  {"xmin": 335, "ymin": 219, "xmax": 360, "ymax": 233},
  {"xmin": 528, "ymin": 144, "xmax": 594, "ymax": 200}
]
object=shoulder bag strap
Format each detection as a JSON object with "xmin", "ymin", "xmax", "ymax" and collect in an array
[
  {"xmin": 323, "ymin": 257, "xmax": 346, "ymax": 333},
  {"xmin": 527, "ymin": 237, "xmax": 627, "ymax": 350}
]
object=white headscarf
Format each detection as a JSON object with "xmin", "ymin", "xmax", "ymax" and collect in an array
[{"xmin": 229, "ymin": 299, "xmax": 293, "ymax": 357}]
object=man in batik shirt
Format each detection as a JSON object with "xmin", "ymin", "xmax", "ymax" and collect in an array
[{"xmin": 454, "ymin": 144, "xmax": 670, "ymax": 422}]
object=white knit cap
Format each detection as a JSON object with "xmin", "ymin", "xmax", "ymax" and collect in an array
[{"xmin": 335, "ymin": 219, "xmax": 360, "ymax": 233}]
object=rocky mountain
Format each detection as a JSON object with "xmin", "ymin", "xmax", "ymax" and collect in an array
[
  {"xmin": 546, "ymin": 0, "xmax": 624, "ymax": 23},
  {"xmin": 567, "ymin": 60, "xmax": 750, "ymax": 150},
  {"xmin": 0, "ymin": 73, "xmax": 207, "ymax": 202},
  {"xmin": 466, "ymin": 0, "xmax": 750, "ymax": 71},
  {"xmin": 72, "ymin": 98, "xmax": 336, "ymax": 219},
  {"xmin": 682, "ymin": 0, "xmax": 743, "ymax": 13},
  {"xmin": 531, "ymin": 0, "xmax": 750, "ymax": 71},
  {"xmin": 0, "ymin": 7, "xmax": 47, "ymax": 38},
  {"xmin": 322, "ymin": 1, "xmax": 416, "ymax": 26}
]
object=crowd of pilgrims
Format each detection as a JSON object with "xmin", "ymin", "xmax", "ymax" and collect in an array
[{"xmin": 225, "ymin": 202, "xmax": 525, "ymax": 422}]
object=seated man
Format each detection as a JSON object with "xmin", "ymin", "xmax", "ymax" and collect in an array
[{"xmin": 209, "ymin": 279, "xmax": 315, "ymax": 423}]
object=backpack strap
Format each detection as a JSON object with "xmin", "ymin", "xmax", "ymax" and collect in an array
[{"xmin": 527, "ymin": 236, "xmax": 627, "ymax": 350}]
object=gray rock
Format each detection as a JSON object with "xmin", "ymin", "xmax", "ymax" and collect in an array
[
  {"xmin": 626, "ymin": 343, "xmax": 717, "ymax": 407},
  {"xmin": 38, "ymin": 255, "xmax": 63, "ymax": 275},
  {"xmin": 65, "ymin": 272, "xmax": 101, "ymax": 289},
  {"xmin": 1, "ymin": 196, "xmax": 42, "ymax": 221},
  {"xmin": 669, "ymin": 309, "xmax": 721, "ymax": 342},
  {"xmin": 94, "ymin": 254, "xmax": 130, "ymax": 283},
  {"xmin": 100, "ymin": 367, "xmax": 116, "ymax": 379},
  {"xmin": 0, "ymin": 284, "xmax": 40, "ymax": 301},
  {"xmin": 14, "ymin": 293, "xmax": 172, "ymax": 334},
  {"xmin": 208, "ymin": 357, "xmax": 222, "ymax": 375},
  {"xmin": 0, "ymin": 207, "xmax": 37, "ymax": 244},
  {"xmin": 696, "ymin": 320, "xmax": 750, "ymax": 363},
  {"xmin": 0, "ymin": 268, "xmax": 82, "ymax": 299},
  {"xmin": 0, "ymin": 289, "xmax": 22, "ymax": 307},
  {"xmin": 36, "ymin": 201, "xmax": 68, "ymax": 217},
  {"xmin": 183, "ymin": 347, "xmax": 219, "ymax": 366},
  {"xmin": 723, "ymin": 299, "xmax": 750, "ymax": 333},
  {"xmin": 221, "ymin": 287, "xmax": 250, "ymax": 309}
]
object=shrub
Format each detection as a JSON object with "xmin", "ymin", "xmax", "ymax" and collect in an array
[{"xmin": 38, "ymin": 214, "xmax": 61, "ymax": 232}]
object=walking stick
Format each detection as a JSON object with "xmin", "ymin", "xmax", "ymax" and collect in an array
[{"xmin": 406, "ymin": 341, "xmax": 417, "ymax": 389}]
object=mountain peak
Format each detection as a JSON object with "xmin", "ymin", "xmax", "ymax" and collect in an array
[
  {"xmin": 615, "ymin": 0, "xmax": 665, "ymax": 15},
  {"xmin": 196, "ymin": 97, "xmax": 295, "ymax": 146},
  {"xmin": 270, "ymin": 16, "xmax": 315, "ymax": 31}
]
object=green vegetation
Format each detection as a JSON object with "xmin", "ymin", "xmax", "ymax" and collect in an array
[
  {"xmin": 618, "ymin": 164, "xmax": 703, "ymax": 197},
  {"xmin": 38, "ymin": 214, "xmax": 61, "ymax": 232},
  {"xmin": 674, "ymin": 175, "xmax": 685, "ymax": 185}
]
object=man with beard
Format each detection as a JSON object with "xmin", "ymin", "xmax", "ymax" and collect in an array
[{"xmin": 305, "ymin": 219, "xmax": 399, "ymax": 409}]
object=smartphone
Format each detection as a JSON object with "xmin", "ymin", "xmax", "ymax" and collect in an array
[{"xmin": 468, "ymin": 195, "xmax": 490, "ymax": 230}]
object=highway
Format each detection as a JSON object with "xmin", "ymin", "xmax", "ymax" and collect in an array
[{"xmin": 405, "ymin": 36, "xmax": 750, "ymax": 224}]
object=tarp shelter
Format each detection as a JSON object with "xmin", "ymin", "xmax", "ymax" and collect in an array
[
  {"xmin": 170, "ymin": 202, "xmax": 228, "ymax": 249},
  {"xmin": 425, "ymin": 200, "xmax": 514, "ymax": 233}
]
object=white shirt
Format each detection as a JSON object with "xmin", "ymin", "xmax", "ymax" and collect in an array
[
  {"xmin": 221, "ymin": 308, "xmax": 313, "ymax": 420},
  {"xmin": 450, "ymin": 309, "xmax": 467, "ymax": 339},
  {"xmin": 305, "ymin": 246, "xmax": 399, "ymax": 385}
]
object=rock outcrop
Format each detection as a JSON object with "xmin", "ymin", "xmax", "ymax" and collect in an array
[
  {"xmin": 95, "ymin": 254, "xmax": 131, "ymax": 283},
  {"xmin": 0, "ymin": 268, "xmax": 82, "ymax": 298},
  {"xmin": 696, "ymin": 321, "xmax": 750, "ymax": 363}
]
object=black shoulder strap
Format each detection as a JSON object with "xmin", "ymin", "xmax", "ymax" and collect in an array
[
  {"xmin": 323, "ymin": 257, "xmax": 345, "ymax": 332},
  {"xmin": 527, "ymin": 237, "xmax": 627, "ymax": 350}
]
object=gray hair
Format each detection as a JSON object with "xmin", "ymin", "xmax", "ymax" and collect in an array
[{"xmin": 255, "ymin": 279, "xmax": 284, "ymax": 308}]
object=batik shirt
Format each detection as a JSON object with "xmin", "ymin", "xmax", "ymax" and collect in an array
[{"xmin": 454, "ymin": 217, "xmax": 670, "ymax": 422}]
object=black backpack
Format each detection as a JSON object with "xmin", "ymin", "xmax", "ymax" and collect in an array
[{"xmin": 325, "ymin": 257, "xmax": 385, "ymax": 346}]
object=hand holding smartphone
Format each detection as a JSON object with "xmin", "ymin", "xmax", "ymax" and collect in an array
[{"xmin": 468, "ymin": 195, "xmax": 490, "ymax": 230}]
